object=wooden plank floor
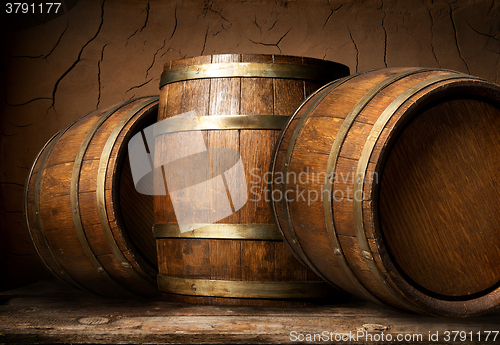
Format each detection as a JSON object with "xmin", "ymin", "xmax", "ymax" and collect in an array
[{"xmin": 0, "ymin": 278, "xmax": 499, "ymax": 344}]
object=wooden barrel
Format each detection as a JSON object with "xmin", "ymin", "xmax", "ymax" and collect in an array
[
  {"xmin": 271, "ymin": 67, "xmax": 500, "ymax": 317},
  {"xmin": 154, "ymin": 54, "xmax": 350, "ymax": 306},
  {"xmin": 24, "ymin": 96, "xmax": 160, "ymax": 297}
]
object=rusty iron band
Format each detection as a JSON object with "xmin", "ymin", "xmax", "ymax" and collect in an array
[
  {"xmin": 352, "ymin": 72, "xmax": 477, "ymax": 313},
  {"xmin": 160, "ymin": 62, "xmax": 342, "ymax": 88},
  {"xmin": 153, "ymin": 223, "xmax": 282, "ymax": 240},
  {"xmin": 96, "ymin": 96, "xmax": 159, "ymax": 292},
  {"xmin": 157, "ymin": 276, "xmax": 335, "ymax": 299}
]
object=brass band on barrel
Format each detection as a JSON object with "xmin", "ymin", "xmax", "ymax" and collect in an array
[
  {"xmin": 153, "ymin": 223, "xmax": 282, "ymax": 240},
  {"xmin": 153, "ymin": 115, "xmax": 289, "ymax": 137},
  {"xmin": 160, "ymin": 62, "xmax": 340, "ymax": 88},
  {"xmin": 157, "ymin": 276, "xmax": 334, "ymax": 299}
]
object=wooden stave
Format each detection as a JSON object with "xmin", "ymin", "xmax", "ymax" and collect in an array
[
  {"xmin": 271, "ymin": 67, "xmax": 500, "ymax": 317},
  {"xmin": 155, "ymin": 54, "xmax": 351, "ymax": 306},
  {"xmin": 24, "ymin": 97, "xmax": 160, "ymax": 298}
]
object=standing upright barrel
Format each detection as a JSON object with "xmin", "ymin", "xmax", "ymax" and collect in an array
[
  {"xmin": 271, "ymin": 67, "xmax": 500, "ymax": 317},
  {"xmin": 154, "ymin": 54, "xmax": 350, "ymax": 306},
  {"xmin": 24, "ymin": 96, "xmax": 160, "ymax": 297}
]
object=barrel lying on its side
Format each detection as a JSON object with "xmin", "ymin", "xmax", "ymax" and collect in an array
[
  {"xmin": 271, "ymin": 67, "xmax": 500, "ymax": 317},
  {"xmin": 154, "ymin": 54, "xmax": 351, "ymax": 306},
  {"xmin": 24, "ymin": 96, "xmax": 160, "ymax": 297}
]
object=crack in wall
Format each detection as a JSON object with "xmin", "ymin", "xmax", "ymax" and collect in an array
[
  {"xmin": 448, "ymin": 2, "xmax": 470, "ymax": 74},
  {"xmin": 125, "ymin": 2, "xmax": 150, "ymax": 46},
  {"xmin": 203, "ymin": 1, "xmax": 228, "ymax": 22},
  {"xmin": 96, "ymin": 43, "xmax": 107, "ymax": 109},
  {"xmin": 44, "ymin": 21, "xmax": 69, "ymax": 60},
  {"xmin": 125, "ymin": 78, "xmax": 153, "ymax": 94},
  {"xmin": 170, "ymin": 5, "xmax": 177, "ymax": 40},
  {"xmin": 323, "ymin": 1, "xmax": 343, "ymax": 29},
  {"xmin": 0, "ymin": 125, "xmax": 16, "ymax": 137},
  {"xmin": 141, "ymin": 3, "xmax": 150, "ymax": 32},
  {"xmin": 467, "ymin": 21, "xmax": 500, "ymax": 42},
  {"xmin": 381, "ymin": 0, "xmax": 388, "ymax": 68},
  {"xmin": 10, "ymin": 122, "xmax": 33, "ymax": 128},
  {"xmin": 424, "ymin": 0, "xmax": 441, "ymax": 67},
  {"xmin": 347, "ymin": 24, "xmax": 359, "ymax": 73},
  {"xmin": 5, "ymin": 98, "xmax": 53, "ymax": 107},
  {"xmin": 201, "ymin": 26, "xmax": 209, "ymax": 55},
  {"xmin": 146, "ymin": 39, "xmax": 166, "ymax": 78},
  {"xmin": 126, "ymin": 30, "xmax": 138, "ymax": 44},
  {"xmin": 254, "ymin": 15, "xmax": 262, "ymax": 34},
  {"xmin": 268, "ymin": 18, "xmax": 278, "ymax": 31},
  {"xmin": 50, "ymin": 0, "xmax": 106, "ymax": 109},
  {"xmin": 0, "ymin": 182, "xmax": 24, "ymax": 188},
  {"xmin": 248, "ymin": 28, "xmax": 291, "ymax": 54},
  {"xmin": 487, "ymin": 0, "xmax": 494, "ymax": 15},
  {"xmin": 6, "ymin": 22, "xmax": 68, "ymax": 60},
  {"xmin": 486, "ymin": 48, "xmax": 500, "ymax": 55}
]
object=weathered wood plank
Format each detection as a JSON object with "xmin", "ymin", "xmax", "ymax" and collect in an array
[{"xmin": 1, "ymin": 279, "xmax": 500, "ymax": 344}]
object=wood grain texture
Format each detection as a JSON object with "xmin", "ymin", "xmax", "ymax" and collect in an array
[
  {"xmin": 2, "ymin": 0, "xmax": 499, "ymax": 293},
  {"xmin": 271, "ymin": 67, "xmax": 500, "ymax": 317},
  {"xmin": 380, "ymin": 97, "xmax": 500, "ymax": 297},
  {"xmin": 3, "ymin": 279, "xmax": 500, "ymax": 345},
  {"xmin": 24, "ymin": 97, "xmax": 160, "ymax": 298},
  {"xmin": 155, "ymin": 54, "xmax": 350, "ymax": 306}
]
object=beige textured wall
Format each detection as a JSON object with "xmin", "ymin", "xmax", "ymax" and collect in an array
[{"xmin": 1, "ymin": 0, "xmax": 499, "ymax": 290}]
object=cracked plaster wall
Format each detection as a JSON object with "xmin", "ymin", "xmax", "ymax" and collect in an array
[{"xmin": 0, "ymin": 0, "xmax": 499, "ymax": 291}]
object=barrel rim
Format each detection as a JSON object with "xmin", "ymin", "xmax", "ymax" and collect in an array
[
  {"xmin": 108, "ymin": 100, "xmax": 160, "ymax": 279},
  {"xmin": 96, "ymin": 96, "xmax": 160, "ymax": 293},
  {"xmin": 160, "ymin": 61, "xmax": 349, "ymax": 88},
  {"xmin": 371, "ymin": 77, "xmax": 500, "ymax": 317},
  {"xmin": 162, "ymin": 53, "xmax": 350, "ymax": 72}
]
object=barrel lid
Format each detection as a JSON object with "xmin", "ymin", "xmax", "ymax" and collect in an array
[
  {"xmin": 160, "ymin": 54, "xmax": 350, "ymax": 88},
  {"xmin": 379, "ymin": 86, "xmax": 500, "ymax": 299}
]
